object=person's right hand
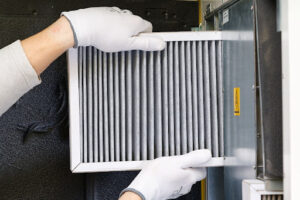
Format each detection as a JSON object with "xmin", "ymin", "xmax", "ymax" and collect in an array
[
  {"xmin": 120, "ymin": 149, "xmax": 212, "ymax": 200},
  {"xmin": 62, "ymin": 7, "xmax": 166, "ymax": 52}
]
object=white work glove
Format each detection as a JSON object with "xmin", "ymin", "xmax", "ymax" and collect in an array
[
  {"xmin": 121, "ymin": 149, "xmax": 212, "ymax": 200},
  {"xmin": 62, "ymin": 7, "xmax": 166, "ymax": 52}
]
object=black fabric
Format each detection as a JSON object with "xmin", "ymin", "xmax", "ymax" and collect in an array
[{"xmin": 17, "ymin": 78, "xmax": 69, "ymax": 143}]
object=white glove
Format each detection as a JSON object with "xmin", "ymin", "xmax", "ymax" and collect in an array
[
  {"xmin": 121, "ymin": 149, "xmax": 212, "ymax": 200},
  {"xmin": 62, "ymin": 7, "xmax": 166, "ymax": 52}
]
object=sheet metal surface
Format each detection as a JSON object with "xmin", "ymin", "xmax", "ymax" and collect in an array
[{"xmin": 220, "ymin": 0, "xmax": 257, "ymax": 200}]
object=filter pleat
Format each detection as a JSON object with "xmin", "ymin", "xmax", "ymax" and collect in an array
[
  {"xmin": 103, "ymin": 52, "xmax": 110, "ymax": 162},
  {"xmin": 174, "ymin": 41, "xmax": 181, "ymax": 155},
  {"xmin": 155, "ymin": 52, "xmax": 163, "ymax": 158},
  {"xmin": 93, "ymin": 48, "xmax": 99, "ymax": 162},
  {"xmin": 148, "ymin": 51, "xmax": 155, "ymax": 160},
  {"xmin": 185, "ymin": 41, "xmax": 194, "ymax": 152},
  {"xmin": 217, "ymin": 41, "xmax": 224, "ymax": 157},
  {"xmin": 126, "ymin": 51, "xmax": 133, "ymax": 161},
  {"xmin": 210, "ymin": 41, "xmax": 219, "ymax": 157},
  {"xmin": 203, "ymin": 41, "xmax": 212, "ymax": 152},
  {"xmin": 78, "ymin": 47, "xmax": 83, "ymax": 162},
  {"xmin": 179, "ymin": 42, "xmax": 187, "ymax": 154},
  {"xmin": 191, "ymin": 41, "xmax": 199, "ymax": 150},
  {"xmin": 133, "ymin": 51, "xmax": 141, "ymax": 161},
  {"xmin": 82, "ymin": 47, "xmax": 88, "ymax": 163},
  {"xmin": 120, "ymin": 52, "xmax": 126, "ymax": 161},
  {"xmin": 197, "ymin": 42, "xmax": 205, "ymax": 149},
  {"xmin": 88, "ymin": 47, "xmax": 94, "ymax": 162},
  {"xmin": 114, "ymin": 53, "xmax": 120, "ymax": 161},
  {"xmin": 162, "ymin": 47, "xmax": 169, "ymax": 156},
  {"xmin": 141, "ymin": 51, "xmax": 148, "ymax": 160},
  {"xmin": 98, "ymin": 51, "xmax": 104, "ymax": 162},
  {"xmin": 168, "ymin": 42, "xmax": 175, "ymax": 156},
  {"xmin": 108, "ymin": 53, "xmax": 115, "ymax": 161}
]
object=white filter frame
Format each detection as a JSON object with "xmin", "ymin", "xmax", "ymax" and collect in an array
[{"xmin": 68, "ymin": 31, "xmax": 225, "ymax": 173}]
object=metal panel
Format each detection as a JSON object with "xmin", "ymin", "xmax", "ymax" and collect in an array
[
  {"xmin": 221, "ymin": 0, "xmax": 257, "ymax": 200},
  {"xmin": 207, "ymin": 168, "xmax": 224, "ymax": 200},
  {"xmin": 255, "ymin": 0, "xmax": 283, "ymax": 180}
]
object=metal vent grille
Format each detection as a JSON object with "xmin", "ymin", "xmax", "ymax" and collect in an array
[
  {"xmin": 261, "ymin": 195, "xmax": 283, "ymax": 200},
  {"xmin": 68, "ymin": 32, "xmax": 224, "ymax": 172}
]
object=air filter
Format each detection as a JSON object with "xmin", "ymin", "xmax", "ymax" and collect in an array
[{"xmin": 68, "ymin": 32, "xmax": 225, "ymax": 172}]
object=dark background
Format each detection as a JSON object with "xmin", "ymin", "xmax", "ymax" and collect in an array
[{"xmin": 0, "ymin": 0, "xmax": 201, "ymax": 199}]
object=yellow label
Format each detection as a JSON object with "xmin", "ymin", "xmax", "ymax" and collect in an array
[{"xmin": 234, "ymin": 88, "xmax": 240, "ymax": 116}]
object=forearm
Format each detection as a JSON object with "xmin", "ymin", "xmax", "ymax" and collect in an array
[
  {"xmin": 21, "ymin": 16, "xmax": 74, "ymax": 75},
  {"xmin": 119, "ymin": 192, "xmax": 142, "ymax": 200}
]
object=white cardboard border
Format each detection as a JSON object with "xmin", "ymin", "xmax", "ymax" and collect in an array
[
  {"xmin": 73, "ymin": 157, "xmax": 225, "ymax": 173},
  {"xmin": 68, "ymin": 48, "xmax": 82, "ymax": 170}
]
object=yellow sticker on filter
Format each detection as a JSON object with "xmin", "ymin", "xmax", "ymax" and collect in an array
[{"xmin": 234, "ymin": 88, "xmax": 240, "ymax": 116}]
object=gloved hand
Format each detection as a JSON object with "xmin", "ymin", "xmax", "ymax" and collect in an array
[
  {"xmin": 62, "ymin": 7, "xmax": 166, "ymax": 52},
  {"xmin": 121, "ymin": 149, "xmax": 212, "ymax": 200}
]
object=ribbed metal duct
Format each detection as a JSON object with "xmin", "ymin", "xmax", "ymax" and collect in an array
[{"xmin": 68, "ymin": 32, "xmax": 224, "ymax": 172}]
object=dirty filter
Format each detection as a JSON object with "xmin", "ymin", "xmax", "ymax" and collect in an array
[{"xmin": 68, "ymin": 32, "xmax": 224, "ymax": 171}]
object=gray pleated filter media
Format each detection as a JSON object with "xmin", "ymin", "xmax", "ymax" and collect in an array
[{"xmin": 68, "ymin": 32, "xmax": 225, "ymax": 172}]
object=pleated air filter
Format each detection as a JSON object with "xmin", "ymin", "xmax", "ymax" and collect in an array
[{"xmin": 68, "ymin": 32, "xmax": 225, "ymax": 172}]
